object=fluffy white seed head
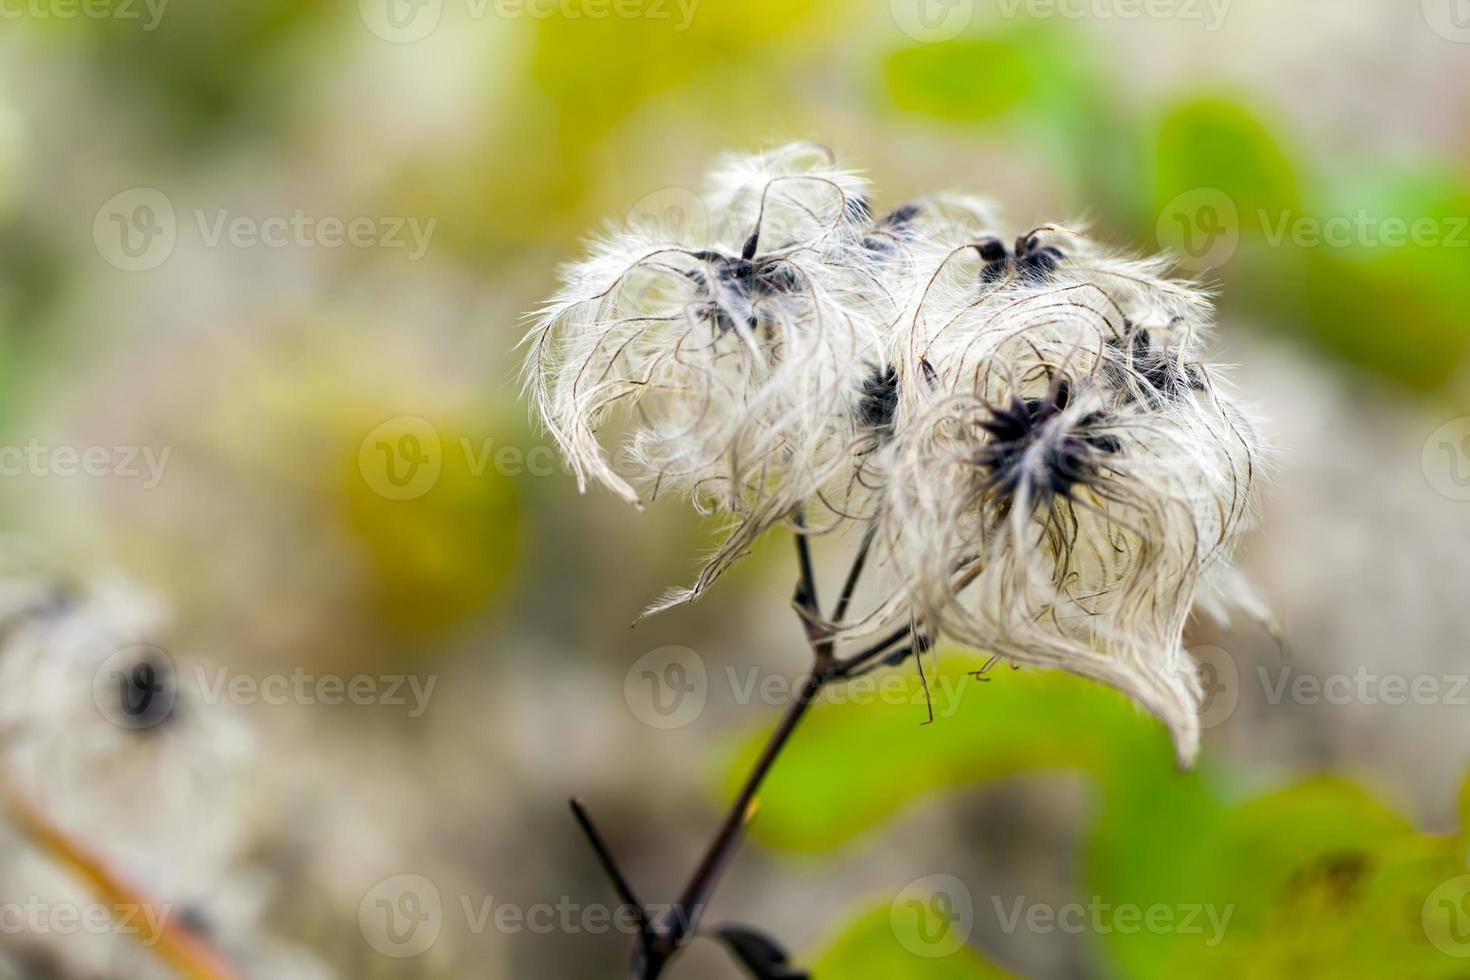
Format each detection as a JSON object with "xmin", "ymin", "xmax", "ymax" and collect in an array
[
  {"xmin": 524, "ymin": 148, "xmax": 1270, "ymax": 762},
  {"xmin": 871, "ymin": 225, "xmax": 1263, "ymax": 764},
  {"xmin": 524, "ymin": 144, "xmax": 907, "ymax": 612}
]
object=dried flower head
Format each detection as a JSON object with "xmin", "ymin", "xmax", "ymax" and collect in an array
[
  {"xmin": 0, "ymin": 560, "xmax": 254, "ymax": 895},
  {"xmin": 874, "ymin": 227, "xmax": 1264, "ymax": 764},
  {"xmin": 524, "ymin": 143, "xmax": 907, "ymax": 612},
  {"xmin": 525, "ymin": 147, "xmax": 1270, "ymax": 762}
]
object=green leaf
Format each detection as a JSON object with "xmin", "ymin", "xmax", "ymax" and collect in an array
[
  {"xmin": 882, "ymin": 39, "xmax": 1033, "ymax": 123},
  {"xmin": 719, "ymin": 656, "xmax": 1177, "ymax": 853},
  {"xmin": 720, "ymin": 656, "xmax": 1470, "ymax": 976},
  {"xmin": 806, "ymin": 900, "xmax": 1015, "ymax": 979},
  {"xmin": 1093, "ymin": 775, "xmax": 1445, "ymax": 979},
  {"xmin": 1151, "ymin": 97, "xmax": 1299, "ymax": 227},
  {"xmin": 1298, "ymin": 170, "xmax": 1470, "ymax": 390}
]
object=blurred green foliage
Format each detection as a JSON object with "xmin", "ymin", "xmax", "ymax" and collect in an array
[
  {"xmin": 342, "ymin": 415, "xmax": 521, "ymax": 637},
  {"xmin": 882, "ymin": 25, "xmax": 1470, "ymax": 394},
  {"xmin": 725, "ymin": 658, "xmax": 1470, "ymax": 977},
  {"xmin": 1299, "ymin": 170, "xmax": 1470, "ymax": 389},
  {"xmin": 882, "ymin": 39, "xmax": 1033, "ymax": 123},
  {"xmin": 1150, "ymin": 97, "xmax": 1300, "ymax": 224},
  {"xmin": 810, "ymin": 901, "xmax": 1014, "ymax": 979},
  {"xmin": 2, "ymin": 4, "xmax": 1467, "ymax": 974},
  {"xmin": 75, "ymin": 0, "xmax": 332, "ymax": 144}
]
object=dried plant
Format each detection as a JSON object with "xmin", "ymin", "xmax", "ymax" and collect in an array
[{"xmin": 523, "ymin": 144, "xmax": 1270, "ymax": 979}]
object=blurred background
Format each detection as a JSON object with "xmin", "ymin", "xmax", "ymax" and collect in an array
[{"xmin": 0, "ymin": 0, "xmax": 1469, "ymax": 976}]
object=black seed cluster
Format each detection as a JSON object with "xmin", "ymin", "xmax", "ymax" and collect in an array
[
  {"xmin": 686, "ymin": 233, "xmax": 802, "ymax": 333},
  {"xmin": 1109, "ymin": 324, "xmax": 1205, "ymax": 406},
  {"xmin": 974, "ymin": 380, "xmax": 1120, "ymax": 503},
  {"xmin": 860, "ymin": 201, "xmax": 922, "ymax": 257},
  {"xmin": 857, "ymin": 365, "xmax": 900, "ymax": 436},
  {"xmin": 977, "ymin": 233, "xmax": 1066, "ymax": 286}
]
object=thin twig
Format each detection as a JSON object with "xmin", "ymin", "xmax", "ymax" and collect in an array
[
  {"xmin": 0, "ymin": 778, "xmax": 242, "ymax": 980},
  {"xmin": 665, "ymin": 799, "xmax": 757, "ymax": 944},
  {"xmin": 790, "ymin": 509, "xmax": 826, "ymax": 657},
  {"xmin": 569, "ymin": 799, "xmax": 650, "ymax": 934},
  {"xmin": 834, "ymin": 625, "xmax": 911, "ymax": 678},
  {"xmin": 585, "ymin": 514, "xmax": 926, "ymax": 979},
  {"xmin": 666, "ymin": 671, "xmax": 820, "ymax": 948},
  {"xmin": 839, "ymin": 642, "xmax": 919, "ymax": 680},
  {"xmin": 830, "ymin": 524, "xmax": 876, "ymax": 628}
]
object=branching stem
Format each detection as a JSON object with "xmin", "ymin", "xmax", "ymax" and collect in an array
[{"xmin": 574, "ymin": 517, "xmax": 922, "ymax": 980}]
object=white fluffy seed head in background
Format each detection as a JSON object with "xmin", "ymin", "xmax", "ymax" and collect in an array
[{"xmin": 523, "ymin": 145, "xmax": 1271, "ymax": 764}]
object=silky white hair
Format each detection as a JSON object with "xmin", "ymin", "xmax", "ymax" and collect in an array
[
  {"xmin": 525, "ymin": 143, "xmax": 910, "ymax": 614},
  {"xmin": 523, "ymin": 145, "xmax": 1270, "ymax": 764}
]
